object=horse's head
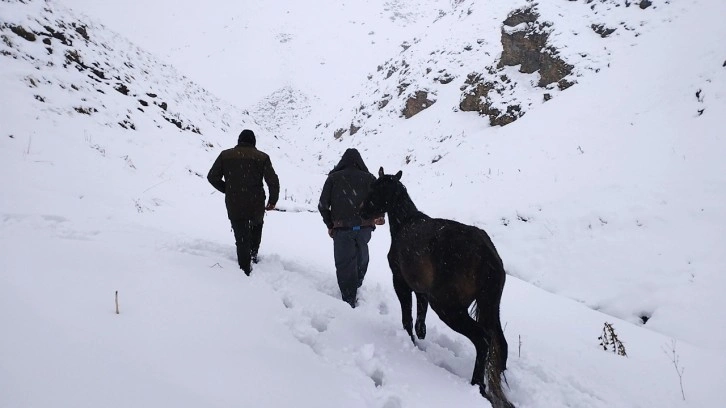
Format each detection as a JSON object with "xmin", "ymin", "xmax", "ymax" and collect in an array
[{"xmin": 360, "ymin": 167, "xmax": 403, "ymax": 219}]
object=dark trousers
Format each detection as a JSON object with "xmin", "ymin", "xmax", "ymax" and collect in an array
[
  {"xmin": 333, "ymin": 227, "xmax": 372, "ymax": 307},
  {"xmin": 230, "ymin": 218, "xmax": 263, "ymax": 273}
]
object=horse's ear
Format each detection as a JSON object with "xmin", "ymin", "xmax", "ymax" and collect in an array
[
  {"xmin": 394, "ymin": 170, "xmax": 403, "ymax": 181},
  {"xmin": 378, "ymin": 167, "xmax": 385, "ymax": 178}
]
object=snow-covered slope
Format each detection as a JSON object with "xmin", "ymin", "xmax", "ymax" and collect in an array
[
  {"xmin": 298, "ymin": 0, "xmax": 726, "ymax": 349},
  {"xmin": 313, "ymin": 0, "xmax": 678, "ymax": 142},
  {"xmin": 58, "ymin": 0, "xmax": 457, "ymax": 110},
  {"xmin": 0, "ymin": 0, "xmax": 321, "ymax": 218},
  {"xmin": 2, "ymin": 0, "xmax": 725, "ymax": 407}
]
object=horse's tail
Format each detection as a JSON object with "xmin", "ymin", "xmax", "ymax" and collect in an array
[
  {"xmin": 471, "ymin": 298, "xmax": 508, "ymax": 374},
  {"xmin": 474, "ymin": 263, "xmax": 514, "ymax": 408},
  {"xmin": 473, "ymin": 263, "xmax": 508, "ymax": 371}
]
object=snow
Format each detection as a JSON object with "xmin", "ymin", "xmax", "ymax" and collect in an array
[{"xmin": 2, "ymin": 0, "xmax": 726, "ymax": 407}]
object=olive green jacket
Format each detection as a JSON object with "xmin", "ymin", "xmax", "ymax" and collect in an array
[{"xmin": 207, "ymin": 143, "xmax": 279, "ymax": 222}]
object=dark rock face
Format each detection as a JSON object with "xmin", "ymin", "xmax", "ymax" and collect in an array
[
  {"xmin": 9, "ymin": 25, "xmax": 36, "ymax": 42},
  {"xmin": 502, "ymin": 9, "xmax": 538, "ymax": 27},
  {"xmin": 73, "ymin": 24, "xmax": 89, "ymax": 41},
  {"xmin": 591, "ymin": 24, "xmax": 617, "ymax": 38},
  {"xmin": 459, "ymin": 73, "xmax": 523, "ymax": 127},
  {"xmin": 435, "ymin": 70, "xmax": 454, "ymax": 84},
  {"xmin": 377, "ymin": 95, "xmax": 391, "ymax": 109},
  {"xmin": 460, "ymin": 76, "xmax": 494, "ymax": 113},
  {"xmin": 498, "ymin": 7, "xmax": 573, "ymax": 87},
  {"xmin": 114, "ymin": 83, "xmax": 129, "ymax": 95},
  {"xmin": 500, "ymin": 33, "xmax": 548, "ymax": 74},
  {"xmin": 538, "ymin": 50, "xmax": 574, "ymax": 88},
  {"xmin": 402, "ymin": 90, "xmax": 436, "ymax": 119}
]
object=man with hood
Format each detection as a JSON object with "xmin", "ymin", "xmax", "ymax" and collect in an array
[
  {"xmin": 208, "ymin": 129, "xmax": 279, "ymax": 275},
  {"xmin": 318, "ymin": 148, "xmax": 382, "ymax": 307}
]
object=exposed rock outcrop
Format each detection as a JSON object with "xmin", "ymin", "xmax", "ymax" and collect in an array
[
  {"xmin": 459, "ymin": 72, "xmax": 523, "ymax": 127},
  {"xmin": 498, "ymin": 6, "xmax": 573, "ymax": 88},
  {"xmin": 591, "ymin": 24, "xmax": 617, "ymax": 38},
  {"xmin": 402, "ymin": 90, "xmax": 436, "ymax": 119}
]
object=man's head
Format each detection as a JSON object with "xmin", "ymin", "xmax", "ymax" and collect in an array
[{"xmin": 238, "ymin": 129, "xmax": 256, "ymax": 146}]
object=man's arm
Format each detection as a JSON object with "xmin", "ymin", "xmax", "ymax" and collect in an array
[
  {"xmin": 207, "ymin": 154, "xmax": 225, "ymax": 193},
  {"xmin": 263, "ymin": 156, "xmax": 280, "ymax": 209},
  {"xmin": 318, "ymin": 177, "xmax": 334, "ymax": 230}
]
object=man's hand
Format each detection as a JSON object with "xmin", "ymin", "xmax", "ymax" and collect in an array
[
  {"xmin": 265, "ymin": 202, "xmax": 275, "ymax": 211},
  {"xmin": 328, "ymin": 228, "xmax": 334, "ymax": 238},
  {"xmin": 374, "ymin": 216, "xmax": 385, "ymax": 225}
]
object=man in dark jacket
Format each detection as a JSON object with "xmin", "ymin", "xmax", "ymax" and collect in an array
[
  {"xmin": 208, "ymin": 129, "xmax": 280, "ymax": 275},
  {"xmin": 318, "ymin": 148, "xmax": 381, "ymax": 308}
]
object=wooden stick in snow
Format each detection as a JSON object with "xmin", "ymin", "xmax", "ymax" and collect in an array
[{"xmin": 115, "ymin": 291, "xmax": 120, "ymax": 314}]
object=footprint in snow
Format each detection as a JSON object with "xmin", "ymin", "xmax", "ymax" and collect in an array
[
  {"xmin": 355, "ymin": 344, "xmax": 388, "ymax": 389},
  {"xmin": 310, "ymin": 313, "xmax": 331, "ymax": 333},
  {"xmin": 381, "ymin": 396, "xmax": 402, "ymax": 408},
  {"xmin": 282, "ymin": 295, "xmax": 294, "ymax": 309},
  {"xmin": 378, "ymin": 302, "xmax": 389, "ymax": 315}
]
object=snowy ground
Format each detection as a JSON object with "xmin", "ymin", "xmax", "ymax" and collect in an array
[
  {"xmin": 2, "ymin": 210, "xmax": 724, "ymax": 407},
  {"xmin": 2, "ymin": 0, "xmax": 726, "ymax": 407}
]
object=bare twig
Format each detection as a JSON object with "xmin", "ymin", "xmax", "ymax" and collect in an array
[
  {"xmin": 115, "ymin": 291, "xmax": 120, "ymax": 314},
  {"xmin": 663, "ymin": 339, "xmax": 686, "ymax": 400},
  {"xmin": 518, "ymin": 335, "xmax": 522, "ymax": 358},
  {"xmin": 142, "ymin": 179, "xmax": 170, "ymax": 193},
  {"xmin": 25, "ymin": 135, "xmax": 32, "ymax": 156}
]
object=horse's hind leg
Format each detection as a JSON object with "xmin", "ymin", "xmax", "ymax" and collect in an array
[
  {"xmin": 414, "ymin": 293, "xmax": 428, "ymax": 339},
  {"xmin": 429, "ymin": 304, "xmax": 491, "ymax": 392}
]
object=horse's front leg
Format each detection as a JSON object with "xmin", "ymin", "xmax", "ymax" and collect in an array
[
  {"xmin": 391, "ymin": 270, "xmax": 415, "ymax": 343},
  {"xmin": 414, "ymin": 293, "xmax": 428, "ymax": 339}
]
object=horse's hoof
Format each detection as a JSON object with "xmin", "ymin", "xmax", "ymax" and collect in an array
[
  {"xmin": 415, "ymin": 322, "xmax": 426, "ymax": 339},
  {"xmin": 403, "ymin": 323, "xmax": 414, "ymax": 338}
]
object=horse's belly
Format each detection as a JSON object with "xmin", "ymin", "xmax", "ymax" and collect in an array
[{"xmin": 399, "ymin": 255, "xmax": 435, "ymax": 293}]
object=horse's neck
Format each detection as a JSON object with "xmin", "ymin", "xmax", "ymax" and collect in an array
[{"xmin": 388, "ymin": 191, "xmax": 425, "ymax": 237}]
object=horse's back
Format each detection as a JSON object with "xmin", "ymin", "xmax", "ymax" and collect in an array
[
  {"xmin": 396, "ymin": 217, "xmax": 500, "ymax": 261},
  {"xmin": 391, "ymin": 217, "xmax": 504, "ymax": 303}
]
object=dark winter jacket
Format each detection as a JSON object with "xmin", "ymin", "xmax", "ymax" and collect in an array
[
  {"xmin": 318, "ymin": 149, "xmax": 376, "ymax": 229},
  {"xmin": 207, "ymin": 143, "xmax": 280, "ymax": 222}
]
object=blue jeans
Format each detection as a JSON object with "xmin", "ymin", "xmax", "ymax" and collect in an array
[{"xmin": 333, "ymin": 227, "xmax": 372, "ymax": 307}]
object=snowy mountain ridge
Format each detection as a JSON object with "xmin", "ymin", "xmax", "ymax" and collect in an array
[
  {"xmin": 317, "ymin": 0, "xmax": 675, "ymax": 142},
  {"xmin": 1, "ymin": 0, "xmax": 248, "ymax": 142},
  {"xmin": 1, "ymin": 0, "xmax": 322, "ymax": 215}
]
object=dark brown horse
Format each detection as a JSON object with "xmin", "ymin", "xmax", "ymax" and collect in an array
[{"xmin": 361, "ymin": 168, "xmax": 514, "ymax": 408}]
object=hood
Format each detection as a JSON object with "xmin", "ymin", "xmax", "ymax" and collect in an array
[{"xmin": 329, "ymin": 148, "xmax": 370, "ymax": 175}]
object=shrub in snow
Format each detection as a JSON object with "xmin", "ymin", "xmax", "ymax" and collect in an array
[{"xmin": 598, "ymin": 322, "xmax": 627, "ymax": 357}]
